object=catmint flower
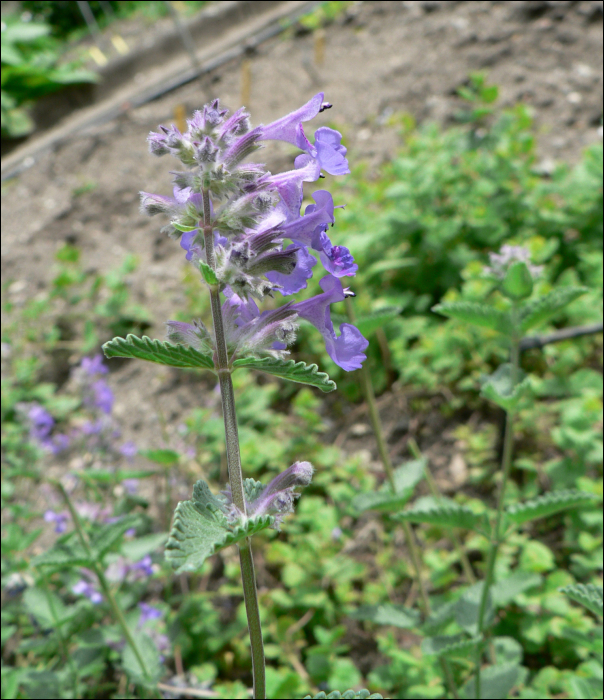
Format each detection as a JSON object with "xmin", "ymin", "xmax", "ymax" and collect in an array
[
  {"xmin": 28, "ymin": 404, "xmax": 54, "ymax": 441},
  {"xmin": 90, "ymin": 379, "xmax": 114, "ymax": 414},
  {"xmin": 223, "ymin": 461, "xmax": 314, "ymax": 530},
  {"xmin": 130, "ymin": 555, "xmax": 154, "ymax": 579},
  {"xmin": 81, "ymin": 355, "xmax": 109, "ymax": 376},
  {"xmin": 484, "ymin": 245, "xmax": 543, "ymax": 280},
  {"xmin": 138, "ymin": 602, "xmax": 163, "ymax": 627},
  {"xmin": 72, "ymin": 579, "xmax": 103, "ymax": 604},
  {"xmin": 44, "ymin": 509, "xmax": 69, "ymax": 534},
  {"xmin": 119, "ymin": 442, "xmax": 138, "ymax": 460},
  {"xmin": 293, "ymin": 275, "xmax": 368, "ymax": 371}
]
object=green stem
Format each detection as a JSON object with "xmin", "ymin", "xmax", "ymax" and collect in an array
[
  {"xmin": 202, "ymin": 189, "xmax": 265, "ymax": 699},
  {"xmin": 474, "ymin": 322, "xmax": 520, "ymax": 699},
  {"xmin": 345, "ymin": 299, "xmax": 458, "ymax": 698},
  {"xmin": 55, "ymin": 482, "xmax": 150, "ymax": 681},
  {"xmin": 408, "ymin": 438, "xmax": 476, "ymax": 585}
]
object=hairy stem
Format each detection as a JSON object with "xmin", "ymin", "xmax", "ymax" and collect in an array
[
  {"xmin": 202, "ymin": 189, "xmax": 265, "ymax": 699},
  {"xmin": 475, "ymin": 320, "xmax": 520, "ymax": 699}
]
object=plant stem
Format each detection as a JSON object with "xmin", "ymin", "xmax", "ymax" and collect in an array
[
  {"xmin": 345, "ymin": 299, "xmax": 459, "ymax": 698},
  {"xmin": 408, "ymin": 438, "xmax": 476, "ymax": 585},
  {"xmin": 55, "ymin": 481, "xmax": 150, "ymax": 681},
  {"xmin": 202, "ymin": 189, "xmax": 265, "ymax": 699},
  {"xmin": 474, "ymin": 323, "xmax": 520, "ymax": 699}
]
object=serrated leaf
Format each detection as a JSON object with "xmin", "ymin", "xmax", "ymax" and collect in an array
[
  {"xmin": 303, "ymin": 691, "xmax": 383, "ymax": 699},
  {"xmin": 32, "ymin": 541, "xmax": 90, "ymax": 570},
  {"xmin": 22, "ymin": 588, "xmax": 72, "ymax": 629},
  {"xmin": 461, "ymin": 662, "xmax": 524, "ymax": 699},
  {"xmin": 433, "ymin": 301, "xmax": 512, "ymax": 335},
  {"xmin": 103, "ymin": 335, "xmax": 214, "ymax": 370},
  {"xmin": 90, "ymin": 515, "xmax": 140, "ymax": 558},
  {"xmin": 421, "ymin": 599, "xmax": 458, "ymax": 635},
  {"xmin": 232, "ymin": 356, "xmax": 336, "ymax": 392},
  {"xmin": 519, "ymin": 287, "xmax": 588, "ymax": 333},
  {"xmin": 491, "ymin": 571, "xmax": 542, "ymax": 607},
  {"xmin": 422, "ymin": 633, "xmax": 482, "ymax": 657},
  {"xmin": 351, "ymin": 459, "xmax": 424, "ymax": 513},
  {"xmin": 165, "ymin": 479, "xmax": 274, "ymax": 573},
  {"xmin": 349, "ymin": 603, "xmax": 420, "ymax": 629},
  {"xmin": 122, "ymin": 631, "xmax": 162, "ymax": 684},
  {"xmin": 506, "ymin": 490, "xmax": 597, "ymax": 526},
  {"xmin": 559, "ymin": 584, "xmax": 603, "ymax": 618},
  {"xmin": 395, "ymin": 496, "xmax": 490, "ymax": 535},
  {"xmin": 481, "ymin": 363, "xmax": 531, "ymax": 412}
]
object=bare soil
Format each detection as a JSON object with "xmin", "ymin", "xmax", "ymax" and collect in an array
[{"xmin": 2, "ymin": 0, "xmax": 603, "ymax": 479}]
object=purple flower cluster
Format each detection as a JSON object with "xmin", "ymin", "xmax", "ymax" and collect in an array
[
  {"xmin": 26, "ymin": 405, "xmax": 70, "ymax": 454},
  {"xmin": 143, "ymin": 94, "xmax": 368, "ymax": 371}
]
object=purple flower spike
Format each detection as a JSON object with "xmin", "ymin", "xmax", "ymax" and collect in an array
[
  {"xmin": 119, "ymin": 441, "xmax": 138, "ymax": 460},
  {"xmin": 293, "ymin": 275, "xmax": 368, "ymax": 371},
  {"xmin": 266, "ymin": 244, "xmax": 316, "ymax": 295},
  {"xmin": 92, "ymin": 380, "xmax": 113, "ymax": 415},
  {"xmin": 28, "ymin": 405, "xmax": 54, "ymax": 441},
  {"xmin": 130, "ymin": 555, "xmax": 154, "ymax": 579},
  {"xmin": 248, "ymin": 461, "xmax": 314, "ymax": 529}
]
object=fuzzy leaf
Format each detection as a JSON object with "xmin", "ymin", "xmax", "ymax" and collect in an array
[
  {"xmin": 32, "ymin": 541, "xmax": 90, "ymax": 570},
  {"xmin": 349, "ymin": 603, "xmax": 420, "ymax": 629},
  {"xmin": 303, "ymin": 691, "xmax": 383, "ymax": 699},
  {"xmin": 506, "ymin": 490, "xmax": 597, "ymax": 526},
  {"xmin": 352, "ymin": 459, "xmax": 424, "ymax": 513},
  {"xmin": 395, "ymin": 496, "xmax": 490, "ymax": 535},
  {"xmin": 461, "ymin": 663, "xmax": 525, "ymax": 699},
  {"xmin": 199, "ymin": 260, "xmax": 219, "ymax": 286},
  {"xmin": 165, "ymin": 479, "xmax": 273, "ymax": 574},
  {"xmin": 103, "ymin": 335, "xmax": 214, "ymax": 370},
  {"xmin": 232, "ymin": 356, "xmax": 336, "ymax": 392},
  {"xmin": 422, "ymin": 633, "xmax": 482, "ymax": 657},
  {"xmin": 455, "ymin": 582, "xmax": 494, "ymax": 633},
  {"xmin": 491, "ymin": 571, "xmax": 543, "ymax": 607},
  {"xmin": 481, "ymin": 363, "xmax": 531, "ymax": 412},
  {"xmin": 559, "ymin": 584, "xmax": 603, "ymax": 618},
  {"xmin": 501, "ymin": 261, "xmax": 533, "ymax": 301},
  {"xmin": 519, "ymin": 287, "xmax": 588, "ymax": 333},
  {"xmin": 122, "ymin": 631, "xmax": 162, "ymax": 684},
  {"xmin": 433, "ymin": 301, "xmax": 512, "ymax": 335}
]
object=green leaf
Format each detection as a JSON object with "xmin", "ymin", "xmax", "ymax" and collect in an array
[
  {"xmin": 559, "ymin": 584, "xmax": 603, "ymax": 618},
  {"xmin": 493, "ymin": 637, "xmax": 524, "ymax": 665},
  {"xmin": 103, "ymin": 335, "xmax": 214, "ymax": 370},
  {"xmin": 519, "ymin": 287, "xmax": 588, "ymax": 333},
  {"xmin": 171, "ymin": 222, "xmax": 198, "ymax": 233},
  {"xmin": 506, "ymin": 490, "xmax": 597, "ymax": 526},
  {"xmin": 140, "ymin": 449, "xmax": 180, "ymax": 466},
  {"xmin": 501, "ymin": 261, "xmax": 533, "ymax": 301},
  {"xmin": 199, "ymin": 260, "xmax": 219, "ymax": 286},
  {"xmin": 349, "ymin": 603, "xmax": 420, "ymax": 629},
  {"xmin": 433, "ymin": 301, "xmax": 512, "ymax": 334},
  {"xmin": 351, "ymin": 459, "xmax": 424, "ymax": 513},
  {"xmin": 455, "ymin": 582, "xmax": 493, "ymax": 634},
  {"xmin": 490, "ymin": 571, "xmax": 543, "ymax": 607},
  {"xmin": 122, "ymin": 631, "xmax": 162, "ymax": 684},
  {"xmin": 481, "ymin": 363, "xmax": 531, "ymax": 411},
  {"xmin": 32, "ymin": 540, "xmax": 90, "ymax": 570},
  {"xmin": 303, "ymin": 691, "xmax": 383, "ymax": 699},
  {"xmin": 232, "ymin": 356, "xmax": 336, "ymax": 392},
  {"xmin": 395, "ymin": 496, "xmax": 490, "ymax": 535},
  {"xmin": 353, "ymin": 307, "xmax": 402, "ymax": 338},
  {"xmin": 461, "ymin": 663, "xmax": 524, "ymax": 699},
  {"xmin": 90, "ymin": 515, "xmax": 140, "ymax": 558},
  {"xmin": 165, "ymin": 479, "xmax": 274, "ymax": 574},
  {"xmin": 366, "ymin": 258, "xmax": 417, "ymax": 276},
  {"xmin": 422, "ymin": 633, "xmax": 482, "ymax": 657}
]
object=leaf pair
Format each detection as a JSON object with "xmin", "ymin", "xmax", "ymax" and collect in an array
[{"xmin": 103, "ymin": 335, "xmax": 336, "ymax": 392}]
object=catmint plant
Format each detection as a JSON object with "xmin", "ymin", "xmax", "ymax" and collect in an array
[{"xmin": 103, "ymin": 94, "xmax": 373, "ymax": 698}]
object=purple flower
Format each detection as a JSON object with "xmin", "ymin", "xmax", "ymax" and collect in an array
[
  {"xmin": 138, "ymin": 602, "xmax": 163, "ymax": 627},
  {"xmin": 72, "ymin": 580, "xmax": 103, "ymax": 604},
  {"xmin": 91, "ymin": 380, "xmax": 113, "ymax": 415},
  {"xmin": 47, "ymin": 433, "xmax": 70, "ymax": 454},
  {"xmin": 119, "ymin": 442, "xmax": 138, "ymax": 460},
  {"xmin": 293, "ymin": 275, "xmax": 368, "ymax": 371},
  {"xmin": 484, "ymin": 245, "xmax": 543, "ymax": 280},
  {"xmin": 28, "ymin": 405, "xmax": 54, "ymax": 441},
  {"xmin": 81, "ymin": 355, "xmax": 108, "ymax": 377},
  {"xmin": 266, "ymin": 244, "xmax": 316, "ymax": 295},
  {"xmin": 316, "ymin": 232, "xmax": 358, "ymax": 278},
  {"xmin": 44, "ymin": 509, "xmax": 69, "ymax": 534},
  {"xmin": 259, "ymin": 92, "xmax": 328, "ymax": 149},
  {"xmin": 130, "ymin": 555, "xmax": 154, "ymax": 579},
  {"xmin": 122, "ymin": 478, "xmax": 139, "ymax": 495}
]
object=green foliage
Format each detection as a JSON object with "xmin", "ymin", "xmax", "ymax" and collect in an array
[
  {"xmin": 505, "ymin": 490, "xmax": 598, "ymax": 526},
  {"xmin": 481, "ymin": 363, "xmax": 532, "ymax": 412},
  {"xmin": 395, "ymin": 495, "xmax": 490, "ymax": 534},
  {"xmin": 349, "ymin": 603, "xmax": 420, "ymax": 629},
  {"xmin": 351, "ymin": 459, "xmax": 424, "ymax": 512},
  {"xmin": 433, "ymin": 301, "xmax": 512, "ymax": 335},
  {"xmin": 303, "ymin": 691, "xmax": 383, "ymax": 699},
  {"xmin": 233, "ymin": 356, "xmax": 336, "ymax": 392},
  {"xmin": 421, "ymin": 633, "xmax": 482, "ymax": 657},
  {"xmin": 559, "ymin": 584, "xmax": 603, "ymax": 618},
  {"xmin": 519, "ymin": 287, "xmax": 588, "ymax": 333},
  {"xmin": 103, "ymin": 334, "xmax": 214, "ymax": 370},
  {"xmin": 460, "ymin": 663, "xmax": 525, "ymax": 699},
  {"xmin": 501, "ymin": 261, "xmax": 534, "ymax": 301}
]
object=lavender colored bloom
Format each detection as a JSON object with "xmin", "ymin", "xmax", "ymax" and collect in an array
[
  {"xmin": 44, "ymin": 509, "xmax": 69, "ymax": 534},
  {"xmin": 138, "ymin": 602, "xmax": 163, "ymax": 627},
  {"xmin": 266, "ymin": 244, "xmax": 316, "ymax": 295},
  {"xmin": 293, "ymin": 275, "xmax": 368, "ymax": 371},
  {"xmin": 119, "ymin": 442, "xmax": 138, "ymax": 460},
  {"xmin": 28, "ymin": 405, "xmax": 54, "ymax": 441},
  {"xmin": 72, "ymin": 579, "xmax": 103, "ymax": 604},
  {"xmin": 81, "ymin": 355, "xmax": 109, "ymax": 376},
  {"xmin": 484, "ymin": 245, "xmax": 543, "ymax": 280},
  {"xmin": 47, "ymin": 433, "xmax": 70, "ymax": 454},
  {"xmin": 130, "ymin": 555, "xmax": 154, "ymax": 579},
  {"xmin": 122, "ymin": 478, "xmax": 139, "ymax": 495},
  {"xmin": 317, "ymin": 232, "xmax": 358, "ymax": 278},
  {"xmin": 91, "ymin": 379, "xmax": 113, "ymax": 414}
]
